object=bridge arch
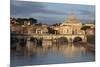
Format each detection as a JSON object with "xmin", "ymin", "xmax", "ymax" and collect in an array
[
  {"xmin": 55, "ymin": 37, "xmax": 68, "ymax": 45},
  {"xmin": 73, "ymin": 37, "xmax": 82, "ymax": 43},
  {"xmin": 29, "ymin": 37, "xmax": 37, "ymax": 41}
]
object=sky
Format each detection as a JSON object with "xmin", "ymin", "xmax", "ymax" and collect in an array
[{"xmin": 10, "ymin": 0, "xmax": 95, "ymax": 24}]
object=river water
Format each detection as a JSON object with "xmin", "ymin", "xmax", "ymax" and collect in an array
[{"xmin": 10, "ymin": 42, "xmax": 95, "ymax": 67}]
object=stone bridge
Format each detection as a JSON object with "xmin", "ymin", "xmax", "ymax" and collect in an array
[
  {"xmin": 11, "ymin": 34, "xmax": 87, "ymax": 50},
  {"xmin": 11, "ymin": 34, "xmax": 87, "ymax": 43},
  {"xmin": 30, "ymin": 34, "xmax": 87, "ymax": 43}
]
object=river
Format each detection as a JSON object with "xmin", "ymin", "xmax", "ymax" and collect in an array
[{"xmin": 10, "ymin": 42, "xmax": 95, "ymax": 67}]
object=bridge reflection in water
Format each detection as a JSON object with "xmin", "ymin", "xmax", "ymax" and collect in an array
[{"xmin": 11, "ymin": 39, "xmax": 95, "ymax": 67}]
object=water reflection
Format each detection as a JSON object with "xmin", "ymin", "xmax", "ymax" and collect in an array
[{"xmin": 11, "ymin": 41, "xmax": 95, "ymax": 67}]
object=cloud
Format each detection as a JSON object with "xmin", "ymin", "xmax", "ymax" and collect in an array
[
  {"xmin": 10, "ymin": 0, "xmax": 66, "ymax": 17},
  {"xmin": 11, "ymin": 0, "xmax": 45, "ymax": 16},
  {"xmin": 78, "ymin": 9, "xmax": 95, "ymax": 16},
  {"xmin": 10, "ymin": 0, "xmax": 95, "ymax": 24}
]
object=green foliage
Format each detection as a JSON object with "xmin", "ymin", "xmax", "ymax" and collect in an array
[
  {"xmin": 47, "ymin": 27, "xmax": 56, "ymax": 34},
  {"xmin": 81, "ymin": 26, "xmax": 91, "ymax": 30},
  {"xmin": 11, "ymin": 18, "xmax": 37, "ymax": 25}
]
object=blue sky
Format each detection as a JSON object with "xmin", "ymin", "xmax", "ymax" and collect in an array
[{"xmin": 11, "ymin": 0, "xmax": 95, "ymax": 24}]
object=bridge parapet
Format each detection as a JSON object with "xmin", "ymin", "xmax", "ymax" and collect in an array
[
  {"xmin": 30, "ymin": 34, "xmax": 87, "ymax": 43},
  {"xmin": 11, "ymin": 34, "xmax": 87, "ymax": 43}
]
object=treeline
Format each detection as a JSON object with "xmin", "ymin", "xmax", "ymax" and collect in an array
[{"xmin": 10, "ymin": 17, "xmax": 37, "ymax": 25}]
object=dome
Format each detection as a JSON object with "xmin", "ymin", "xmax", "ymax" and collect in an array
[
  {"xmin": 60, "ymin": 14, "xmax": 82, "ymax": 26},
  {"xmin": 64, "ymin": 14, "xmax": 79, "ymax": 23}
]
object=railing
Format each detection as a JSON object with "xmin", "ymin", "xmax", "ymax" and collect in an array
[
  {"xmin": 11, "ymin": 32, "xmax": 86, "ymax": 39},
  {"xmin": 30, "ymin": 34, "xmax": 86, "ymax": 36}
]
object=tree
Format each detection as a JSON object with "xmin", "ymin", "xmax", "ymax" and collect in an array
[
  {"xmin": 52, "ymin": 23, "xmax": 61, "ymax": 26},
  {"xmin": 81, "ymin": 26, "xmax": 91, "ymax": 34},
  {"xmin": 35, "ymin": 22, "xmax": 42, "ymax": 26},
  {"xmin": 29, "ymin": 18, "xmax": 37, "ymax": 24},
  {"xmin": 47, "ymin": 27, "xmax": 56, "ymax": 34},
  {"xmin": 16, "ymin": 18, "xmax": 24, "ymax": 25},
  {"xmin": 15, "ymin": 18, "xmax": 37, "ymax": 25},
  {"xmin": 81, "ymin": 26, "xmax": 90, "ymax": 30}
]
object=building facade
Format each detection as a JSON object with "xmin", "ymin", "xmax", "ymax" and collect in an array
[{"xmin": 53, "ymin": 15, "xmax": 85, "ymax": 35}]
